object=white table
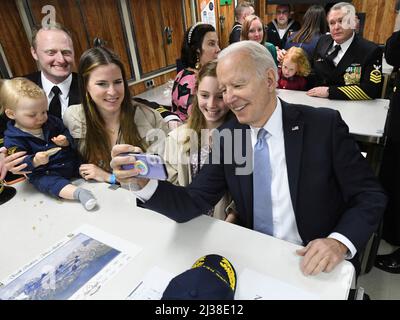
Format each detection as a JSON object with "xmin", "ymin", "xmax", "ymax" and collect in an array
[
  {"xmin": 0, "ymin": 181, "xmax": 354, "ymax": 300},
  {"xmin": 135, "ymin": 82, "xmax": 173, "ymax": 107},
  {"xmin": 277, "ymin": 89, "xmax": 390, "ymax": 144}
]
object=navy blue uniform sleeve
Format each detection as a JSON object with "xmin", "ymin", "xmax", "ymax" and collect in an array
[
  {"xmin": 385, "ymin": 30, "xmax": 400, "ymax": 67},
  {"xmin": 4, "ymin": 135, "xmax": 36, "ymax": 172},
  {"xmin": 329, "ymin": 46, "xmax": 383, "ymax": 100},
  {"xmin": 49, "ymin": 115, "xmax": 76, "ymax": 150},
  {"xmin": 142, "ymin": 153, "xmax": 227, "ymax": 223}
]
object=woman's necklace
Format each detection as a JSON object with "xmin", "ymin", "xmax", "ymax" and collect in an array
[
  {"xmin": 108, "ymin": 126, "xmax": 119, "ymax": 134},
  {"xmin": 107, "ymin": 125, "xmax": 121, "ymax": 145}
]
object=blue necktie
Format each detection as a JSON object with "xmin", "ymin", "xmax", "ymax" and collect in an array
[{"xmin": 253, "ymin": 128, "xmax": 273, "ymax": 236}]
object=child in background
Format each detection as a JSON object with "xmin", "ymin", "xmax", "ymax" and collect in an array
[
  {"xmin": 0, "ymin": 78, "xmax": 97, "ymax": 210},
  {"xmin": 278, "ymin": 47, "xmax": 311, "ymax": 91}
]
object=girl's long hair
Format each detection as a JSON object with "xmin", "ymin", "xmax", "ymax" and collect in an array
[
  {"xmin": 187, "ymin": 60, "xmax": 231, "ymax": 147},
  {"xmin": 78, "ymin": 46, "xmax": 145, "ymax": 171},
  {"xmin": 291, "ymin": 5, "xmax": 327, "ymax": 44}
]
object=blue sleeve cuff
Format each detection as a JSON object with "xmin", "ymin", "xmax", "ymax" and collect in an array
[{"xmin": 109, "ymin": 173, "xmax": 117, "ymax": 184}]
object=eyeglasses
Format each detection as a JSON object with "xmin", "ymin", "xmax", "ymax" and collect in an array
[{"xmin": 277, "ymin": 10, "xmax": 289, "ymax": 15}]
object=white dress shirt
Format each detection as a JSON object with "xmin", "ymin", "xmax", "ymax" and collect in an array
[
  {"xmin": 133, "ymin": 98, "xmax": 356, "ymax": 257},
  {"xmin": 250, "ymin": 99, "xmax": 302, "ymax": 245},
  {"xmin": 329, "ymin": 32, "xmax": 355, "ymax": 67},
  {"xmin": 41, "ymin": 73, "xmax": 72, "ymax": 117}
]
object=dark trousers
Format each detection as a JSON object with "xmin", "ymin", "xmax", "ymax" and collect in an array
[{"xmin": 380, "ymin": 139, "xmax": 400, "ymax": 245}]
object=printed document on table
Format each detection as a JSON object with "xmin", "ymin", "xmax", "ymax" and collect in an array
[
  {"xmin": 126, "ymin": 266, "xmax": 174, "ymax": 300},
  {"xmin": 0, "ymin": 225, "xmax": 142, "ymax": 300},
  {"xmin": 236, "ymin": 268, "xmax": 320, "ymax": 300}
]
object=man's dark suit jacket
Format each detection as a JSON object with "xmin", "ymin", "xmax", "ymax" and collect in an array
[
  {"xmin": 311, "ymin": 34, "xmax": 383, "ymax": 100},
  {"xmin": 379, "ymin": 30, "xmax": 400, "ymax": 245},
  {"xmin": 383, "ymin": 31, "xmax": 400, "ymax": 141},
  {"xmin": 24, "ymin": 71, "xmax": 81, "ymax": 106},
  {"xmin": 142, "ymin": 99, "xmax": 387, "ymax": 272}
]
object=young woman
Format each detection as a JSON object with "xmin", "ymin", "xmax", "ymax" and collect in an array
[
  {"xmin": 171, "ymin": 23, "xmax": 220, "ymax": 122},
  {"xmin": 63, "ymin": 46, "xmax": 169, "ymax": 184},
  {"xmin": 240, "ymin": 15, "xmax": 278, "ymax": 66},
  {"xmin": 165, "ymin": 60, "xmax": 235, "ymax": 221}
]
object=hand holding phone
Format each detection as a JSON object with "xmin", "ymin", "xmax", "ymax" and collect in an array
[{"xmin": 121, "ymin": 153, "xmax": 168, "ymax": 180}]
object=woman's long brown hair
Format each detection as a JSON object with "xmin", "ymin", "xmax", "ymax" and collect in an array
[{"xmin": 78, "ymin": 46, "xmax": 146, "ymax": 171}]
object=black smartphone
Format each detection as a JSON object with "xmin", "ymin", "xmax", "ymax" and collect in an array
[
  {"xmin": 3, "ymin": 172, "xmax": 26, "ymax": 185},
  {"xmin": 120, "ymin": 153, "xmax": 168, "ymax": 181}
]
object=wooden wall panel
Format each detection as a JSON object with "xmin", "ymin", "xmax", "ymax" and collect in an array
[
  {"xmin": 353, "ymin": 0, "xmax": 396, "ymax": 44},
  {"xmin": 264, "ymin": 1, "xmax": 397, "ymax": 45},
  {"xmin": 28, "ymin": 0, "xmax": 89, "ymax": 72},
  {"xmin": 29, "ymin": 0, "xmax": 136, "ymax": 78},
  {"xmin": 128, "ymin": 0, "xmax": 166, "ymax": 74},
  {"xmin": 79, "ymin": 0, "xmax": 133, "ymax": 78},
  {"xmin": 265, "ymin": 4, "xmax": 277, "ymax": 24},
  {"xmin": 254, "ymin": 0, "xmax": 265, "ymax": 22},
  {"xmin": 218, "ymin": 1, "xmax": 235, "ymax": 49},
  {"xmin": 129, "ymin": 70, "xmax": 176, "ymax": 96},
  {"xmin": 183, "ymin": 0, "xmax": 194, "ymax": 29},
  {"xmin": 265, "ymin": 4, "xmax": 308, "ymax": 25},
  {"xmin": 160, "ymin": 0, "xmax": 185, "ymax": 66},
  {"xmin": 0, "ymin": 0, "xmax": 36, "ymax": 77},
  {"xmin": 193, "ymin": 0, "xmax": 235, "ymax": 49}
]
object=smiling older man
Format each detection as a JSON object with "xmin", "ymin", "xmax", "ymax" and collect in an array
[
  {"xmin": 110, "ymin": 40, "xmax": 386, "ymax": 277},
  {"xmin": 307, "ymin": 2, "xmax": 382, "ymax": 100}
]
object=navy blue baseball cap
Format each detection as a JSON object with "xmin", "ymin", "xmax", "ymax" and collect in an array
[{"xmin": 161, "ymin": 254, "xmax": 237, "ymax": 300}]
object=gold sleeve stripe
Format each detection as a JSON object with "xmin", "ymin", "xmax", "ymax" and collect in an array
[
  {"xmin": 370, "ymin": 75, "xmax": 382, "ymax": 84},
  {"xmin": 0, "ymin": 138, "xmax": 3, "ymax": 145},
  {"xmin": 338, "ymin": 85, "xmax": 371, "ymax": 100},
  {"xmin": 352, "ymin": 85, "xmax": 372, "ymax": 100},
  {"xmin": 7, "ymin": 146, "xmax": 18, "ymax": 155},
  {"xmin": 155, "ymin": 107, "xmax": 168, "ymax": 113},
  {"xmin": 347, "ymin": 86, "xmax": 370, "ymax": 100},
  {"xmin": 338, "ymin": 86, "xmax": 359, "ymax": 100},
  {"xmin": 370, "ymin": 70, "xmax": 382, "ymax": 83}
]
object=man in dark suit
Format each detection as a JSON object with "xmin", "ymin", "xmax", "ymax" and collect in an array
[
  {"xmin": 307, "ymin": 2, "xmax": 383, "ymax": 100},
  {"xmin": 0, "ymin": 23, "xmax": 79, "ymax": 183},
  {"xmin": 375, "ymin": 29, "xmax": 400, "ymax": 273},
  {"xmin": 26, "ymin": 23, "xmax": 80, "ymax": 113},
  {"xmin": 110, "ymin": 40, "xmax": 386, "ymax": 276},
  {"xmin": 266, "ymin": 4, "xmax": 300, "ymax": 49}
]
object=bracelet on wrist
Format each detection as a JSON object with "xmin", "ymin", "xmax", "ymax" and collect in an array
[{"xmin": 109, "ymin": 173, "xmax": 117, "ymax": 184}]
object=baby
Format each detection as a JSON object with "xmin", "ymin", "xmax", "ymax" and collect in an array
[
  {"xmin": 0, "ymin": 78, "xmax": 97, "ymax": 210},
  {"xmin": 278, "ymin": 47, "xmax": 311, "ymax": 91}
]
